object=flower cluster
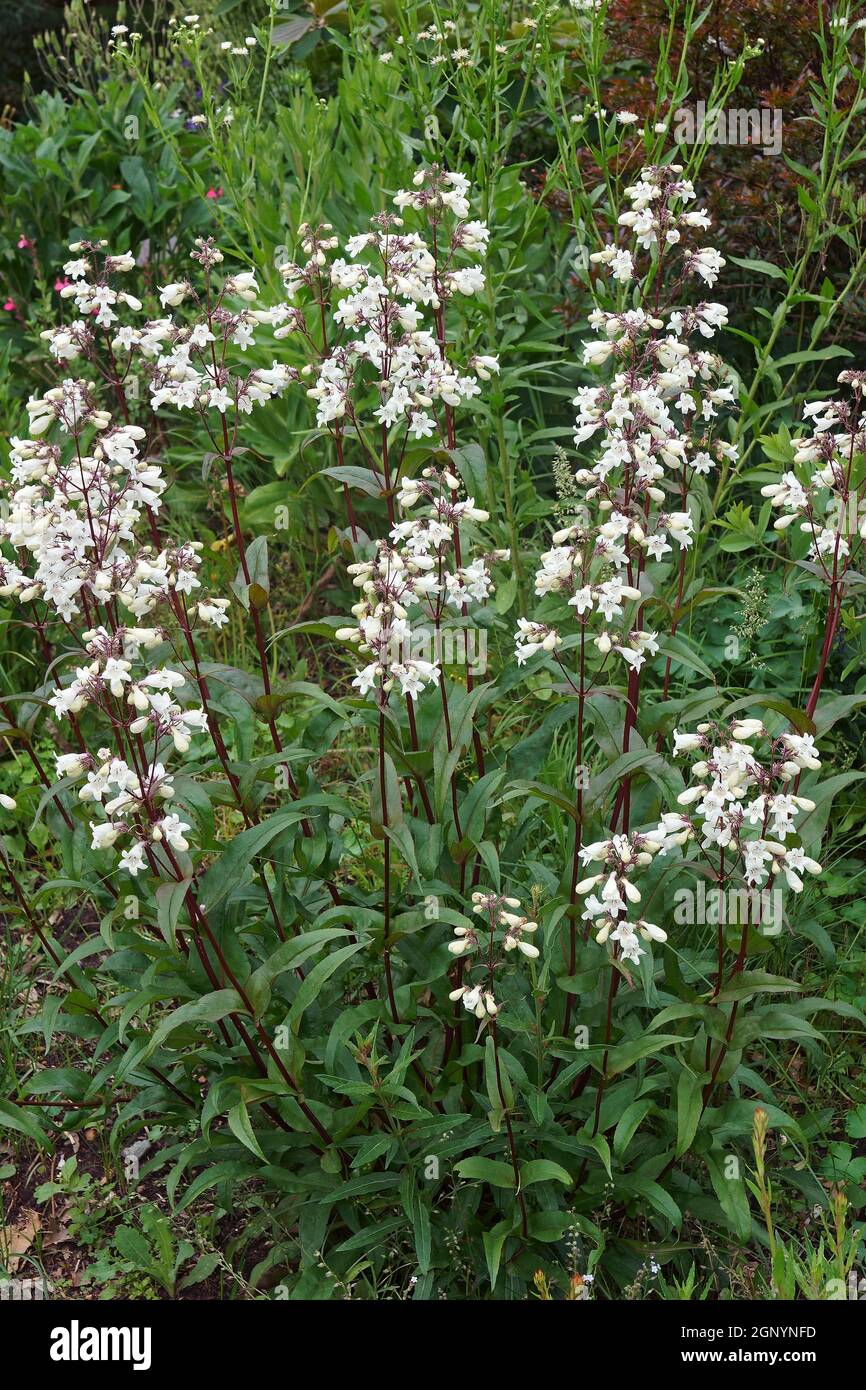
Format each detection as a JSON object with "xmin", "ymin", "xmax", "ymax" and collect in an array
[
  {"xmin": 0, "ymin": 243, "xmax": 243, "ymax": 875},
  {"xmin": 336, "ymin": 465, "xmax": 505, "ymax": 702},
  {"xmin": 139, "ymin": 239, "xmax": 295, "ymax": 418},
  {"xmin": 518, "ymin": 163, "xmax": 737, "ymax": 677},
  {"xmin": 665, "ymin": 719, "xmax": 823, "ymax": 892},
  {"xmin": 605, "ymin": 167, "xmax": 724, "ymax": 288},
  {"xmin": 273, "ymin": 166, "xmax": 496, "ymax": 444},
  {"xmin": 762, "ymin": 369, "xmax": 866, "ymax": 564},
  {"xmin": 3, "ymin": 379, "xmax": 217, "ymax": 627},
  {"xmin": 576, "ymin": 832, "xmax": 668, "ymax": 965},
  {"xmin": 37, "ymin": 236, "xmax": 294, "ymax": 432},
  {"xmin": 58, "ymin": 682, "xmax": 196, "ymax": 880},
  {"xmin": 48, "ymin": 242, "xmax": 141, "ymax": 349},
  {"xmin": 447, "ymin": 891, "xmax": 540, "ymax": 1020},
  {"xmin": 278, "ymin": 166, "xmax": 504, "ymax": 704}
]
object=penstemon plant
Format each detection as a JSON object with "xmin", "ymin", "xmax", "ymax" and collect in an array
[
  {"xmin": 663, "ymin": 720, "xmax": 823, "ymax": 1111},
  {"xmin": 762, "ymin": 371, "xmax": 866, "ymax": 718},
  {"xmin": 1, "ymin": 127, "xmax": 862, "ymax": 1302},
  {"xmin": 516, "ymin": 162, "xmax": 737, "ymax": 1093},
  {"xmin": 2, "ymin": 240, "xmax": 348, "ymax": 1144}
]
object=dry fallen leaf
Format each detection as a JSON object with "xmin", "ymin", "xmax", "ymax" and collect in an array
[
  {"xmin": 41, "ymin": 1222, "xmax": 71, "ymax": 1249},
  {"xmin": 1, "ymin": 1208, "xmax": 41, "ymax": 1272}
]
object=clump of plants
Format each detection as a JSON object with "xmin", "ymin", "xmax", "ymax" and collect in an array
[{"xmin": 1, "ymin": 0, "xmax": 864, "ymax": 1302}]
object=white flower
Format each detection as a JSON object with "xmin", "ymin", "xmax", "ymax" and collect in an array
[
  {"xmin": 55, "ymin": 753, "xmax": 88, "ymax": 780},
  {"xmin": 673, "ymin": 730, "xmax": 703, "ymax": 754},
  {"xmin": 154, "ymin": 813, "xmax": 190, "ymax": 852},
  {"xmin": 91, "ymin": 822, "xmax": 122, "ymax": 850},
  {"xmin": 688, "ymin": 248, "xmax": 725, "ymax": 286},
  {"xmin": 119, "ymin": 843, "xmax": 147, "ymax": 876},
  {"xmin": 158, "ymin": 282, "xmax": 189, "ymax": 308}
]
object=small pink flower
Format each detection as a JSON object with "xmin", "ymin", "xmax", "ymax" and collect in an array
[
  {"xmin": 206, "ymin": 186, "xmax": 223, "ymax": 200},
  {"xmin": 17, "ymin": 236, "xmax": 32, "ymax": 250},
  {"xmin": 3, "ymin": 299, "xmax": 17, "ymax": 312},
  {"xmin": 54, "ymin": 278, "xmax": 71, "ymax": 292}
]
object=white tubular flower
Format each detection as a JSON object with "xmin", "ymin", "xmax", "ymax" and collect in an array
[
  {"xmin": 673, "ymin": 730, "xmax": 704, "ymax": 754},
  {"xmin": 677, "ymin": 785, "xmax": 704, "ymax": 806},
  {"xmin": 119, "ymin": 842, "xmax": 147, "ymax": 876},
  {"xmin": 55, "ymin": 752, "xmax": 89, "ymax": 780},
  {"xmin": 687, "ymin": 247, "xmax": 725, "ymax": 286},
  {"xmin": 638, "ymin": 920, "xmax": 667, "ymax": 943},
  {"xmin": 91, "ymin": 821, "xmax": 123, "ymax": 850},
  {"xmin": 583, "ymin": 339, "xmax": 615, "ymax": 366},
  {"xmin": 575, "ymin": 874, "xmax": 603, "ymax": 894},
  {"xmin": 447, "ymin": 924, "xmax": 477, "ymax": 957},
  {"xmin": 154, "ymin": 813, "xmax": 191, "ymax": 852},
  {"xmin": 158, "ymin": 281, "xmax": 189, "ymax": 308},
  {"xmin": 610, "ymin": 921, "xmax": 644, "ymax": 964},
  {"xmin": 515, "ymin": 618, "xmax": 560, "ymax": 665},
  {"xmin": 731, "ymin": 718, "xmax": 764, "ymax": 740},
  {"xmin": 225, "ymin": 271, "xmax": 259, "ymax": 302}
]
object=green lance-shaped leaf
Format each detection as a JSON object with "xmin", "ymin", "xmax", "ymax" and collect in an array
[
  {"xmin": 247, "ymin": 927, "xmax": 355, "ymax": 1016},
  {"xmin": 433, "ymin": 684, "xmax": 488, "ymax": 820},
  {"xmin": 518, "ymin": 1159, "xmax": 572, "ymax": 1188},
  {"xmin": 232, "ymin": 534, "xmax": 270, "ymax": 612},
  {"xmin": 369, "ymin": 751, "xmax": 403, "ymax": 839},
  {"xmin": 482, "ymin": 1218, "xmax": 514, "ymax": 1290},
  {"xmin": 228, "ymin": 1098, "xmax": 268, "ymax": 1161},
  {"xmin": 676, "ymin": 1067, "xmax": 708, "ymax": 1157},
  {"xmin": 284, "ymin": 941, "xmax": 367, "ymax": 1033},
  {"xmin": 141, "ymin": 989, "xmax": 245, "ymax": 1061},
  {"xmin": 455, "ymin": 1156, "xmax": 516, "ymax": 1189},
  {"xmin": 706, "ymin": 1150, "xmax": 752, "ymax": 1241},
  {"xmin": 198, "ymin": 809, "xmax": 304, "ymax": 913},
  {"xmin": 0, "ymin": 1098, "xmax": 52, "ymax": 1148}
]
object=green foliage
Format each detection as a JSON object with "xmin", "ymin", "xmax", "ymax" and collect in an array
[{"xmin": 1, "ymin": 0, "xmax": 865, "ymax": 1304}]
